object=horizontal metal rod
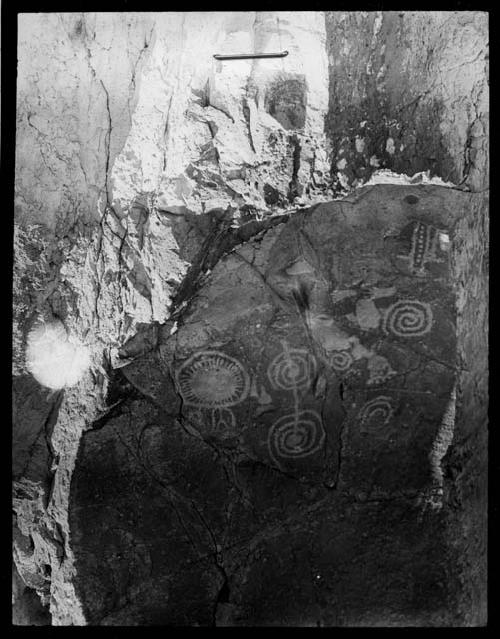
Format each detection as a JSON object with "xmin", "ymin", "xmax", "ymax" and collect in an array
[{"xmin": 213, "ymin": 50, "xmax": 288, "ymax": 61}]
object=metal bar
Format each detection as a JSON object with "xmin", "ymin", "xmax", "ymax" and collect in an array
[{"xmin": 213, "ymin": 50, "xmax": 288, "ymax": 61}]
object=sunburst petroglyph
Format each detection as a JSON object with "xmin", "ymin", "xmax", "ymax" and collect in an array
[{"xmin": 176, "ymin": 350, "xmax": 250, "ymax": 408}]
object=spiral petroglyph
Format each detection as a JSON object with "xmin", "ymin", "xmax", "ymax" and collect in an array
[
  {"xmin": 330, "ymin": 349, "xmax": 353, "ymax": 372},
  {"xmin": 358, "ymin": 396, "xmax": 395, "ymax": 432},
  {"xmin": 383, "ymin": 300, "xmax": 433, "ymax": 337},
  {"xmin": 267, "ymin": 343, "xmax": 317, "ymax": 391},
  {"xmin": 176, "ymin": 350, "xmax": 250, "ymax": 407},
  {"xmin": 268, "ymin": 410, "xmax": 325, "ymax": 463},
  {"xmin": 266, "ymin": 341, "xmax": 324, "ymax": 467}
]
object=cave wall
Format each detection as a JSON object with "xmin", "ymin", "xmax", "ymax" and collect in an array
[{"xmin": 13, "ymin": 11, "xmax": 488, "ymax": 626}]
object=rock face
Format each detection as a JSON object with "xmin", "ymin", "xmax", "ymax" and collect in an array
[
  {"xmin": 325, "ymin": 11, "xmax": 489, "ymax": 194},
  {"xmin": 69, "ymin": 185, "xmax": 482, "ymax": 625},
  {"xmin": 13, "ymin": 11, "xmax": 488, "ymax": 626}
]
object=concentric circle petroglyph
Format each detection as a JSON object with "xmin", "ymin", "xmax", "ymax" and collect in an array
[
  {"xmin": 268, "ymin": 410, "xmax": 325, "ymax": 463},
  {"xmin": 330, "ymin": 350, "xmax": 353, "ymax": 372},
  {"xmin": 267, "ymin": 346, "xmax": 317, "ymax": 391},
  {"xmin": 383, "ymin": 300, "xmax": 433, "ymax": 337},
  {"xmin": 358, "ymin": 396, "xmax": 395, "ymax": 432},
  {"xmin": 176, "ymin": 351, "xmax": 250, "ymax": 407}
]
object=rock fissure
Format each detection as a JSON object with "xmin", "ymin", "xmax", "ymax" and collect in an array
[{"xmin": 100, "ymin": 80, "xmax": 113, "ymax": 205}]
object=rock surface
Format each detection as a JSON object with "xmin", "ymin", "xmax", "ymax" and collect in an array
[
  {"xmin": 325, "ymin": 11, "xmax": 489, "ymax": 194},
  {"xmin": 13, "ymin": 11, "xmax": 488, "ymax": 626},
  {"xmin": 70, "ymin": 185, "xmax": 482, "ymax": 625}
]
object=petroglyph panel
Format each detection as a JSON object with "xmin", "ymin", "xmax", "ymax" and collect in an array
[
  {"xmin": 176, "ymin": 350, "xmax": 250, "ymax": 407},
  {"xmin": 71, "ymin": 184, "xmax": 478, "ymax": 626}
]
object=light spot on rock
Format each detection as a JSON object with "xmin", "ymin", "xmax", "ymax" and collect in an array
[
  {"xmin": 369, "ymin": 155, "xmax": 380, "ymax": 167},
  {"xmin": 331, "ymin": 289, "xmax": 356, "ymax": 303},
  {"xmin": 438, "ymin": 232, "xmax": 450, "ymax": 251},
  {"xmin": 355, "ymin": 136, "xmax": 365, "ymax": 153},
  {"xmin": 336, "ymin": 158, "xmax": 347, "ymax": 170},
  {"xmin": 354, "ymin": 298, "xmax": 381, "ymax": 331},
  {"xmin": 385, "ymin": 138, "xmax": 395, "ymax": 155},
  {"xmin": 338, "ymin": 172, "xmax": 350, "ymax": 189},
  {"xmin": 370, "ymin": 286, "xmax": 397, "ymax": 299},
  {"xmin": 286, "ymin": 258, "xmax": 315, "ymax": 275},
  {"xmin": 26, "ymin": 320, "xmax": 91, "ymax": 390},
  {"xmin": 307, "ymin": 313, "xmax": 353, "ymax": 351}
]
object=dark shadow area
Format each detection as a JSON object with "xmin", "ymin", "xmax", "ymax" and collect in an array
[
  {"xmin": 265, "ymin": 73, "xmax": 308, "ymax": 131},
  {"xmin": 12, "ymin": 563, "xmax": 51, "ymax": 626}
]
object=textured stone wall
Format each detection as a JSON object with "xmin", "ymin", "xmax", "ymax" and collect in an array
[
  {"xmin": 13, "ymin": 11, "xmax": 334, "ymax": 625},
  {"xmin": 325, "ymin": 11, "xmax": 488, "ymax": 194},
  {"xmin": 13, "ymin": 11, "xmax": 488, "ymax": 626},
  {"xmin": 446, "ymin": 191, "xmax": 488, "ymax": 625}
]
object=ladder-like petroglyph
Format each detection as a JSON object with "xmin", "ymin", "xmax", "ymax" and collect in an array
[
  {"xmin": 398, "ymin": 221, "xmax": 447, "ymax": 275},
  {"xmin": 411, "ymin": 221, "xmax": 439, "ymax": 271}
]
